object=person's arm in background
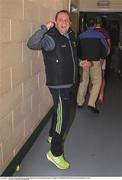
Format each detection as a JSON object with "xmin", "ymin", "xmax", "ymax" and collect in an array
[
  {"xmin": 105, "ymin": 29, "xmax": 111, "ymax": 49},
  {"xmin": 107, "ymin": 38, "xmax": 111, "ymax": 48},
  {"xmin": 27, "ymin": 21, "xmax": 55, "ymax": 51},
  {"xmin": 99, "ymin": 32, "xmax": 110, "ymax": 55}
]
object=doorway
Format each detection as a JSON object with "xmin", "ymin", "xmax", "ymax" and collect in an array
[
  {"xmin": 79, "ymin": 12, "xmax": 121, "ymax": 45},
  {"xmin": 79, "ymin": 12, "xmax": 122, "ymax": 76}
]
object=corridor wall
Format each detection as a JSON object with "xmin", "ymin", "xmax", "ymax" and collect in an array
[{"xmin": 0, "ymin": 0, "xmax": 69, "ymax": 174}]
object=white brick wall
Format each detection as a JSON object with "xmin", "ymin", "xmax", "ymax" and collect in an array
[{"xmin": 0, "ymin": 0, "xmax": 70, "ymax": 174}]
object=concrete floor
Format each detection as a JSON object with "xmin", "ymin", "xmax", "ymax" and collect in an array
[{"xmin": 14, "ymin": 74, "xmax": 122, "ymax": 177}]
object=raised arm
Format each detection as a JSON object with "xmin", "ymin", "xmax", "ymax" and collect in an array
[{"xmin": 27, "ymin": 21, "xmax": 55, "ymax": 51}]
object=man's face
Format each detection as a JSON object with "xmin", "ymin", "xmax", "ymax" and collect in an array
[{"xmin": 55, "ymin": 12, "xmax": 70, "ymax": 34}]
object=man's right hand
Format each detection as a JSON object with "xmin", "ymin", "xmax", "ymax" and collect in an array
[{"xmin": 46, "ymin": 21, "xmax": 55, "ymax": 30}]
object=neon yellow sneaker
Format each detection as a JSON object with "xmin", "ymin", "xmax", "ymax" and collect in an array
[
  {"xmin": 46, "ymin": 150, "xmax": 70, "ymax": 170},
  {"xmin": 48, "ymin": 136, "xmax": 52, "ymax": 143}
]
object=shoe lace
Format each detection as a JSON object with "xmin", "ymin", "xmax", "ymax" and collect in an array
[{"xmin": 55, "ymin": 155, "xmax": 65, "ymax": 163}]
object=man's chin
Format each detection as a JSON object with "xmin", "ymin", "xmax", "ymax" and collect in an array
[{"xmin": 60, "ymin": 30, "xmax": 68, "ymax": 34}]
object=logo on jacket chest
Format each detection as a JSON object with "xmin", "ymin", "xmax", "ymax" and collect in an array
[
  {"xmin": 61, "ymin": 44, "xmax": 67, "ymax": 48},
  {"xmin": 73, "ymin": 41, "xmax": 76, "ymax": 47},
  {"xmin": 60, "ymin": 41, "xmax": 76, "ymax": 48}
]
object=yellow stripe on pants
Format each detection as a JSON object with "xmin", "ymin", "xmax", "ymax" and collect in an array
[{"xmin": 56, "ymin": 96, "xmax": 62, "ymax": 134}]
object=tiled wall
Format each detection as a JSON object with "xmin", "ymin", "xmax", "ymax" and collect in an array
[{"xmin": 0, "ymin": 0, "xmax": 69, "ymax": 174}]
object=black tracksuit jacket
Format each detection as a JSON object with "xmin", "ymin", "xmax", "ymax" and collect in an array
[{"xmin": 27, "ymin": 25, "xmax": 78, "ymax": 86}]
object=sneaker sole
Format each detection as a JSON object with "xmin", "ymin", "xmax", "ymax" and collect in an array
[
  {"xmin": 47, "ymin": 137, "xmax": 52, "ymax": 143},
  {"xmin": 46, "ymin": 153, "xmax": 69, "ymax": 170},
  {"xmin": 47, "ymin": 139, "xmax": 51, "ymax": 143}
]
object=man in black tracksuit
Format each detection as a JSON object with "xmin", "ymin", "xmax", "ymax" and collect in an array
[{"xmin": 27, "ymin": 10, "xmax": 78, "ymax": 169}]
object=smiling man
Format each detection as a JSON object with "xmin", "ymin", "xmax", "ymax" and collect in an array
[{"xmin": 27, "ymin": 10, "xmax": 78, "ymax": 169}]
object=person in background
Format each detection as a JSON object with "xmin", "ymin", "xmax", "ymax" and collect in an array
[
  {"xmin": 95, "ymin": 16, "xmax": 111, "ymax": 104},
  {"xmin": 77, "ymin": 18, "xmax": 110, "ymax": 114},
  {"xmin": 27, "ymin": 10, "xmax": 78, "ymax": 170}
]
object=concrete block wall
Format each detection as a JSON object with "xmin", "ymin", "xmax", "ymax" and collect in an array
[{"xmin": 0, "ymin": 0, "xmax": 70, "ymax": 174}]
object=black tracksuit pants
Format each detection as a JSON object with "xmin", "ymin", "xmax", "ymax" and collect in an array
[{"xmin": 49, "ymin": 87, "xmax": 71, "ymax": 156}]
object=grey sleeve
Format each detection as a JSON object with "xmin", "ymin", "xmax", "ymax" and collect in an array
[{"xmin": 27, "ymin": 25, "xmax": 55, "ymax": 51}]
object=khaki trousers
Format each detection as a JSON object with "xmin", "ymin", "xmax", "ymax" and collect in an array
[{"xmin": 77, "ymin": 61, "xmax": 102, "ymax": 107}]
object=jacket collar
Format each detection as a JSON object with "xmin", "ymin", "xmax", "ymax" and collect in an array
[{"xmin": 49, "ymin": 27, "xmax": 73, "ymax": 36}]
